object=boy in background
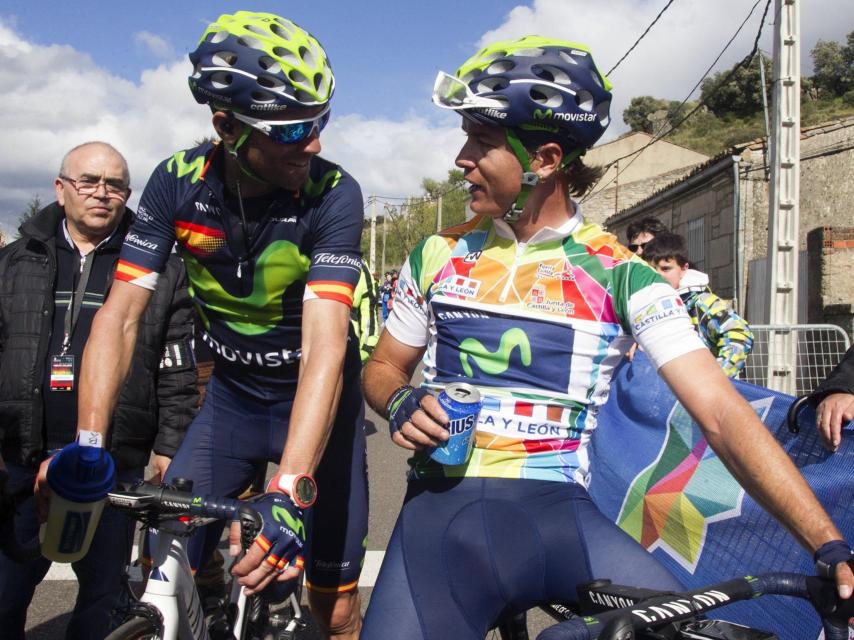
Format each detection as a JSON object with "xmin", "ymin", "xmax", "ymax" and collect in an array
[{"xmin": 643, "ymin": 232, "xmax": 754, "ymax": 378}]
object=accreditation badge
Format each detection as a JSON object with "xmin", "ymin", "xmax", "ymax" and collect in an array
[{"xmin": 49, "ymin": 354, "xmax": 75, "ymax": 392}]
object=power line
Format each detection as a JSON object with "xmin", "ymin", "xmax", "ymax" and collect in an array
[
  {"xmin": 606, "ymin": 0, "xmax": 677, "ymax": 77},
  {"xmin": 582, "ymin": 0, "xmax": 772, "ymax": 204}
]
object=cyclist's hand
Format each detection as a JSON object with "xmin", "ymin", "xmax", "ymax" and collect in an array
[
  {"xmin": 815, "ymin": 392, "xmax": 854, "ymax": 452},
  {"xmin": 231, "ymin": 492, "xmax": 305, "ymax": 595},
  {"xmin": 386, "ymin": 386, "xmax": 448, "ymax": 451},
  {"xmin": 815, "ymin": 540, "xmax": 854, "ymax": 599},
  {"xmin": 33, "ymin": 456, "xmax": 53, "ymax": 523}
]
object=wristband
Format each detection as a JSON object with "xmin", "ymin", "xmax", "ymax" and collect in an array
[
  {"xmin": 814, "ymin": 540, "xmax": 853, "ymax": 579},
  {"xmin": 77, "ymin": 430, "xmax": 104, "ymax": 448},
  {"xmin": 386, "ymin": 385, "xmax": 431, "ymax": 437}
]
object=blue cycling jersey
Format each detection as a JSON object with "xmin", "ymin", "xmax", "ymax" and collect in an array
[{"xmin": 116, "ymin": 142, "xmax": 364, "ymax": 399}]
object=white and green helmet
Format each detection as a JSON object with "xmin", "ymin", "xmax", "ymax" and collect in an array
[{"xmin": 188, "ymin": 11, "xmax": 334, "ymax": 114}]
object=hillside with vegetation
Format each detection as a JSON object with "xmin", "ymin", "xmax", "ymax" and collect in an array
[{"xmin": 623, "ymin": 31, "xmax": 854, "ymax": 156}]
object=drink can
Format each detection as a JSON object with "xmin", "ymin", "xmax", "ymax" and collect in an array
[{"xmin": 430, "ymin": 382, "xmax": 482, "ymax": 466}]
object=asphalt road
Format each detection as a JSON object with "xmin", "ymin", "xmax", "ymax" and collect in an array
[{"xmin": 24, "ymin": 383, "xmax": 554, "ymax": 639}]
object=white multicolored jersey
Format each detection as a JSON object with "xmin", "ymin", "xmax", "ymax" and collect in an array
[
  {"xmin": 386, "ymin": 208, "xmax": 705, "ymax": 486},
  {"xmin": 115, "ymin": 142, "xmax": 364, "ymax": 399}
]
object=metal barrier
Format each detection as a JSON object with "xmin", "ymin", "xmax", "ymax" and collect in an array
[{"xmin": 742, "ymin": 324, "xmax": 851, "ymax": 396}]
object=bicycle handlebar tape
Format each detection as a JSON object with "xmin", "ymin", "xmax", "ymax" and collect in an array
[
  {"xmin": 814, "ymin": 540, "xmax": 853, "ymax": 579},
  {"xmin": 386, "ymin": 385, "xmax": 432, "ymax": 437}
]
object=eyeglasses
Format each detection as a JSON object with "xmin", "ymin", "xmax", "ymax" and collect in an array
[
  {"xmin": 431, "ymin": 71, "xmax": 506, "ymax": 111},
  {"xmin": 59, "ymin": 174, "xmax": 129, "ymax": 199},
  {"xmin": 627, "ymin": 241, "xmax": 649, "ymax": 253},
  {"xmin": 232, "ymin": 105, "xmax": 331, "ymax": 145}
]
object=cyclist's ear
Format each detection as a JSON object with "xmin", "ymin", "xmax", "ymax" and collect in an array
[{"xmin": 212, "ymin": 111, "xmax": 238, "ymax": 142}]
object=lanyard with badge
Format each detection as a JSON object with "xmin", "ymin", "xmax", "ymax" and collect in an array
[{"xmin": 49, "ymin": 253, "xmax": 94, "ymax": 392}]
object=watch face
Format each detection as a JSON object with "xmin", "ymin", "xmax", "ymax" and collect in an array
[{"xmin": 295, "ymin": 475, "xmax": 317, "ymax": 506}]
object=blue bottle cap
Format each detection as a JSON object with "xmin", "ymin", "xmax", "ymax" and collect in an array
[{"xmin": 46, "ymin": 442, "xmax": 116, "ymax": 503}]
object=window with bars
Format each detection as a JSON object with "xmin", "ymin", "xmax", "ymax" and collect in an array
[{"xmin": 686, "ymin": 217, "xmax": 705, "ymax": 270}]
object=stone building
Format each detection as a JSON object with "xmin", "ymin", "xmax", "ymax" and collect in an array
[
  {"xmin": 582, "ymin": 131, "xmax": 709, "ymax": 225},
  {"xmin": 602, "ymin": 116, "xmax": 854, "ymax": 336}
]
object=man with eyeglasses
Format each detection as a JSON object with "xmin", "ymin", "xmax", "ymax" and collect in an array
[
  {"xmin": 0, "ymin": 141, "xmax": 198, "ymax": 639},
  {"xmin": 72, "ymin": 12, "xmax": 367, "ymax": 638},
  {"xmin": 625, "ymin": 216, "xmax": 668, "ymax": 256}
]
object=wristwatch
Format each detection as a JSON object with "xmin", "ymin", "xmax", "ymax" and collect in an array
[{"xmin": 268, "ymin": 473, "xmax": 318, "ymax": 509}]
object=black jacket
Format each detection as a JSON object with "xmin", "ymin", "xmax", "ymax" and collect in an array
[
  {"xmin": 0, "ymin": 202, "xmax": 198, "ymax": 470},
  {"xmin": 810, "ymin": 345, "xmax": 854, "ymax": 404}
]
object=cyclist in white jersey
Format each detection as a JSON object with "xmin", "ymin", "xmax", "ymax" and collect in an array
[{"xmin": 361, "ymin": 36, "xmax": 853, "ymax": 639}]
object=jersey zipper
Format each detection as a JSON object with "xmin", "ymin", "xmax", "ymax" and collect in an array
[{"xmin": 499, "ymin": 240, "xmax": 526, "ymax": 303}]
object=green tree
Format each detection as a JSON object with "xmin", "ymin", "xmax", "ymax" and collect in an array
[
  {"xmin": 18, "ymin": 195, "xmax": 43, "ymax": 228},
  {"xmin": 622, "ymin": 96, "xmax": 669, "ymax": 133},
  {"xmin": 811, "ymin": 31, "xmax": 854, "ymax": 97},
  {"xmin": 700, "ymin": 53, "xmax": 769, "ymax": 119}
]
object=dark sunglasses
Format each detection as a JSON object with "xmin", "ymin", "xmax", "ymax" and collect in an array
[{"xmin": 627, "ymin": 241, "xmax": 649, "ymax": 253}]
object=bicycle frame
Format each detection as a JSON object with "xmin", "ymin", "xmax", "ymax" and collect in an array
[{"xmin": 140, "ymin": 519, "xmax": 209, "ymax": 640}]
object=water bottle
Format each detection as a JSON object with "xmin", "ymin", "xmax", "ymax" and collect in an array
[{"xmin": 40, "ymin": 431, "xmax": 115, "ymax": 563}]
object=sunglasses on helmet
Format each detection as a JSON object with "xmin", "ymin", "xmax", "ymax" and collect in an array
[
  {"xmin": 431, "ymin": 71, "xmax": 506, "ymax": 111},
  {"xmin": 232, "ymin": 105, "xmax": 331, "ymax": 144}
]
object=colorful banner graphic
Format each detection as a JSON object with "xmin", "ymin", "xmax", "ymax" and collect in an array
[{"xmin": 589, "ymin": 352, "xmax": 854, "ymax": 639}]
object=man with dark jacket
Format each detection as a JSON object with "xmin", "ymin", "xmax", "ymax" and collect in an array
[
  {"xmin": 0, "ymin": 141, "xmax": 197, "ymax": 640},
  {"xmin": 809, "ymin": 345, "xmax": 854, "ymax": 453}
]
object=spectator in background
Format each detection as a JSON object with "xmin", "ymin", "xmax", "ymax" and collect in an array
[
  {"xmin": 626, "ymin": 216, "xmax": 668, "ymax": 256},
  {"xmin": 381, "ymin": 272, "xmax": 393, "ymax": 322},
  {"xmin": 809, "ymin": 345, "xmax": 854, "ymax": 452},
  {"xmin": 643, "ymin": 232, "xmax": 753, "ymax": 379},
  {"xmin": 0, "ymin": 141, "xmax": 197, "ymax": 640}
]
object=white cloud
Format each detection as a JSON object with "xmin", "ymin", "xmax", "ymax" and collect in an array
[
  {"xmin": 134, "ymin": 30, "xmax": 174, "ymax": 60},
  {"xmin": 0, "ymin": 2, "xmax": 851, "ymax": 237}
]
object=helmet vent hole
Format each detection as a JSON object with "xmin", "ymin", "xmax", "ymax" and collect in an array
[
  {"xmin": 596, "ymin": 100, "xmax": 611, "ymax": 126},
  {"xmin": 237, "ymin": 36, "xmax": 263, "ymax": 51},
  {"xmin": 258, "ymin": 75, "xmax": 286, "ymax": 90},
  {"xmin": 211, "ymin": 52, "xmax": 237, "ymax": 67},
  {"xmin": 575, "ymin": 90, "xmax": 594, "ymax": 111},
  {"xmin": 558, "ymin": 50, "xmax": 579, "ymax": 66},
  {"xmin": 476, "ymin": 77, "xmax": 508, "ymax": 93},
  {"xmin": 245, "ymin": 24, "xmax": 267, "ymax": 37},
  {"xmin": 251, "ymin": 91, "xmax": 277, "ymax": 103},
  {"xmin": 288, "ymin": 69, "xmax": 307, "ymax": 85},
  {"xmin": 258, "ymin": 56, "xmax": 281, "ymax": 74},
  {"xmin": 294, "ymin": 89, "xmax": 316, "ymax": 103},
  {"xmin": 529, "ymin": 85, "xmax": 563, "ymax": 108},
  {"xmin": 274, "ymin": 47, "xmax": 302, "ymax": 67},
  {"xmin": 514, "ymin": 47, "xmax": 544, "ymax": 58},
  {"xmin": 590, "ymin": 69, "xmax": 604, "ymax": 89},
  {"xmin": 210, "ymin": 72, "xmax": 233, "ymax": 89},
  {"xmin": 480, "ymin": 50, "xmax": 506, "ymax": 64},
  {"xmin": 534, "ymin": 65, "xmax": 571, "ymax": 86},
  {"xmin": 486, "ymin": 60, "xmax": 515, "ymax": 74},
  {"xmin": 210, "ymin": 30, "xmax": 229, "ymax": 45},
  {"xmin": 270, "ymin": 21, "xmax": 294, "ymax": 39},
  {"xmin": 300, "ymin": 46, "xmax": 317, "ymax": 68},
  {"xmin": 190, "ymin": 63, "xmax": 202, "ymax": 79},
  {"xmin": 313, "ymin": 73, "xmax": 324, "ymax": 91}
]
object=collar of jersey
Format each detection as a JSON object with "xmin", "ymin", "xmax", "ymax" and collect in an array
[{"xmin": 492, "ymin": 202, "xmax": 583, "ymax": 244}]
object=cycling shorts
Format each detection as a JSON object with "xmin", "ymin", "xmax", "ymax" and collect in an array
[
  {"xmin": 160, "ymin": 372, "xmax": 368, "ymax": 593},
  {"xmin": 361, "ymin": 477, "xmax": 682, "ymax": 639}
]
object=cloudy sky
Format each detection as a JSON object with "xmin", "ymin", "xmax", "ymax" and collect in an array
[{"xmin": 0, "ymin": 0, "xmax": 851, "ymax": 236}]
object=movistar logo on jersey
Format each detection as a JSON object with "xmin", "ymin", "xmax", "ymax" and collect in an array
[
  {"xmin": 460, "ymin": 328, "xmax": 532, "ymax": 378},
  {"xmin": 166, "ymin": 151, "xmax": 206, "ymax": 184},
  {"xmin": 181, "ymin": 240, "xmax": 310, "ymax": 336},
  {"xmin": 272, "ymin": 505, "xmax": 306, "ymax": 541},
  {"xmin": 432, "ymin": 302, "xmax": 573, "ymax": 393}
]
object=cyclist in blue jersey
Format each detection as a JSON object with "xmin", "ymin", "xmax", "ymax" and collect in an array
[
  {"xmin": 64, "ymin": 12, "xmax": 367, "ymax": 638},
  {"xmin": 361, "ymin": 36, "xmax": 853, "ymax": 639}
]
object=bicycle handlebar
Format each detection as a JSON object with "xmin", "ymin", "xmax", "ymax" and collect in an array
[{"xmin": 536, "ymin": 573, "xmax": 854, "ymax": 640}]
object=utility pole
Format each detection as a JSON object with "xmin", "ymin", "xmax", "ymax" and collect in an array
[
  {"xmin": 369, "ymin": 196, "xmax": 377, "ymax": 271},
  {"xmin": 381, "ymin": 206, "xmax": 389, "ymax": 275},
  {"xmin": 436, "ymin": 195, "xmax": 443, "ymax": 232},
  {"xmin": 765, "ymin": 0, "xmax": 800, "ymax": 394}
]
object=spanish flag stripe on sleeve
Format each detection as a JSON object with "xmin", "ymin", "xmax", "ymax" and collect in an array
[
  {"xmin": 115, "ymin": 260, "xmax": 151, "ymax": 280},
  {"xmin": 308, "ymin": 280, "xmax": 355, "ymax": 306},
  {"xmin": 174, "ymin": 220, "xmax": 225, "ymax": 237}
]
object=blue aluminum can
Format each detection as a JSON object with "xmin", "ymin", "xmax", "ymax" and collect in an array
[{"xmin": 431, "ymin": 382, "xmax": 482, "ymax": 465}]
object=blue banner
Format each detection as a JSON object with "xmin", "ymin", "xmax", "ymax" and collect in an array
[{"xmin": 588, "ymin": 352, "xmax": 854, "ymax": 640}]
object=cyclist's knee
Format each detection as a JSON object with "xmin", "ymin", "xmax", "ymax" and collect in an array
[{"xmin": 308, "ymin": 588, "xmax": 362, "ymax": 637}]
